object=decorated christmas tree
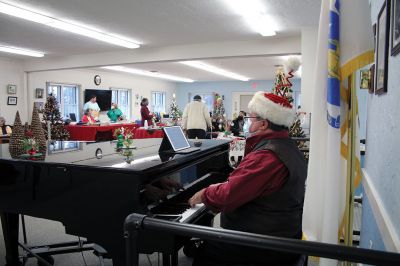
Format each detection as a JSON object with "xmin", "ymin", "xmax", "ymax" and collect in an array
[
  {"xmin": 31, "ymin": 106, "xmax": 47, "ymax": 160},
  {"xmin": 169, "ymin": 96, "xmax": 182, "ymax": 119},
  {"xmin": 212, "ymin": 93, "xmax": 226, "ymax": 132},
  {"xmin": 42, "ymin": 95, "xmax": 70, "ymax": 140},
  {"xmin": 9, "ymin": 111, "xmax": 25, "ymax": 158}
]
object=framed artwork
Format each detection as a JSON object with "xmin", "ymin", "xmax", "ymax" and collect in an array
[
  {"xmin": 7, "ymin": 96, "xmax": 17, "ymax": 105},
  {"xmin": 392, "ymin": 0, "xmax": 400, "ymax": 55},
  {"xmin": 375, "ymin": 1, "xmax": 390, "ymax": 95},
  {"xmin": 369, "ymin": 64, "xmax": 375, "ymax": 94},
  {"xmin": 360, "ymin": 69, "xmax": 370, "ymax": 89},
  {"xmin": 34, "ymin": 102, "xmax": 44, "ymax": 113},
  {"xmin": 7, "ymin": 84, "xmax": 16, "ymax": 94},
  {"xmin": 35, "ymin": 88, "xmax": 44, "ymax": 99}
]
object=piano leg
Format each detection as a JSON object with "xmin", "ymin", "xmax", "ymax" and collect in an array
[{"xmin": 0, "ymin": 212, "xmax": 20, "ymax": 266}]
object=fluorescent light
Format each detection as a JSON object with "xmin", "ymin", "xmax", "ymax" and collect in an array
[
  {"xmin": 102, "ymin": 66, "xmax": 194, "ymax": 83},
  {"xmin": 224, "ymin": 0, "xmax": 277, "ymax": 37},
  {"xmin": 180, "ymin": 61, "xmax": 249, "ymax": 81},
  {"xmin": 0, "ymin": 45, "xmax": 44, "ymax": 57},
  {"xmin": 0, "ymin": 2, "xmax": 140, "ymax": 49}
]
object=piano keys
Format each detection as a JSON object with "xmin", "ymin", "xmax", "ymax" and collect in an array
[{"xmin": 0, "ymin": 138, "xmax": 231, "ymax": 266}]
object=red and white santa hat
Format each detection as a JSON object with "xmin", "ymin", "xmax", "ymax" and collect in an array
[{"xmin": 248, "ymin": 92, "xmax": 296, "ymax": 128}]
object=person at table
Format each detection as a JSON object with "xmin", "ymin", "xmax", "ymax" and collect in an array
[
  {"xmin": 107, "ymin": 103, "xmax": 123, "ymax": 122},
  {"xmin": 82, "ymin": 109, "xmax": 96, "ymax": 124},
  {"xmin": 182, "ymin": 95, "xmax": 211, "ymax": 139},
  {"xmin": 230, "ymin": 110, "xmax": 246, "ymax": 136},
  {"xmin": 188, "ymin": 92, "xmax": 307, "ymax": 265},
  {"xmin": 140, "ymin": 98, "xmax": 154, "ymax": 126},
  {"xmin": 83, "ymin": 95, "xmax": 100, "ymax": 120},
  {"xmin": 0, "ymin": 116, "xmax": 12, "ymax": 136}
]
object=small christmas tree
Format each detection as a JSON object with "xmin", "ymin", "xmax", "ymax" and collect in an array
[
  {"xmin": 169, "ymin": 97, "xmax": 182, "ymax": 120},
  {"xmin": 31, "ymin": 106, "xmax": 47, "ymax": 160},
  {"xmin": 212, "ymin": 93, "xmax": 226, "ymax": 132},
  {"xmin": 9, "ymin": 111, "xmax": 25, "ymax": 158},
  {"xmin": 42, "ymin": 95, "xmax": 70, "ymax": 140}
]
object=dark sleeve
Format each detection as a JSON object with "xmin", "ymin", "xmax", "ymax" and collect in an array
[{"xmin": 231, "ymin": 120, "xmax": 239, "ymax": 136}]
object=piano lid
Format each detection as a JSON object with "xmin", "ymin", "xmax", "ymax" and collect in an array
[{"xmin": 0, "ymin": 138, "xmax": 231, "ymax": 172}]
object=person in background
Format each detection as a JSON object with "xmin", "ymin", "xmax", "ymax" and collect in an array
[
  {"xmin": 0, "ymin": 117, "xmax": 12, "ymax": 136},
  {"xmin": 188, "ymin": 92, "xmax": 307, "ymax": 265},
  {"xmin": 83, "ymin": 95, "xmax": 100, "ymax": 120},
  {"xmin": 107, "ymin": 103, "xmax": 123, "ymax": 122},
  {"xmin": 140, "ymin": 98, "xmax": 153, "ymax": 126},
  {"xmin": 82, "ymin": 109, "xmax": 96, "ymax": 124},
  {"xmin": 182, "ymin": 95, "xmax": 212, "ymax": 139},
  {"xmin": 230, "ymin": 110, "xmax": 246, "ymax": 136}
]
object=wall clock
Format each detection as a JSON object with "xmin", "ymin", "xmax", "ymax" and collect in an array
[{"xmin": 94, "ymin": 75, "xmax": 101, "ymax": 86}]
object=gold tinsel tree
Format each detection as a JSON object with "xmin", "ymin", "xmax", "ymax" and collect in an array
[
  {"xmin": 31, "ymin": 106, "xmax": 47, "ymax": 160},
  {"xmin": 9, "ymin": 111, "xmax": 25, "ymax": 158}
]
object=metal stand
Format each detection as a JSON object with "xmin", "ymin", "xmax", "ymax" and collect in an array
[{"xmin": 19, "ymin": 215, "xmax": 107, "ymax": 266}]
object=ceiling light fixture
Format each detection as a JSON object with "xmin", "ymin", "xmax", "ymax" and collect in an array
[
  {"xmin": 0, "ymin": 2, "xmax": 140, "ymax": 49},
  {"xmin": 224, "ymin": 0, "xmax": 277, "ymax": 37},
  {"xmin": 0, "ymin": 45, "xmax": 44, "ymax": 57},
  {"xmin": 102, "ymin": 66, "xmax": 194, "ymax": 83},
  {"xmin": 180, "ymin": 61, "xmax": 249, "ymax": 81}
]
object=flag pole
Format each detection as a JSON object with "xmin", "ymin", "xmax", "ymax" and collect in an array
[{"xmin": 344, "ymin": 73, "xmax": 357, "ymax": 248}]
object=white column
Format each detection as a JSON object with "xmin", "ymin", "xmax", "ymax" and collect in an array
[{"xmin": 301, "ymin": 27, "xmax": 318, "ymax": 113}]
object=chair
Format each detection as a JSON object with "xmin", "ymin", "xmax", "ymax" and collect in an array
[
  {"xmin": 69, "ymin": 113, "xmax": 77, "ymax": 122},
  {"xmin": 95, "ymin": 130, "xmax": 113, "ymax": 142}
]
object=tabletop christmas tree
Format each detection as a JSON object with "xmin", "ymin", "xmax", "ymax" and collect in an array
[
  {"xmin": 42, "ymin": 95, "xmax": 70, "ymax": 140},
  {"xmin": 169, "ymin": 95, "xmax": 181, "ymax": 125},
  {"xmin": 9, "ymin": 111, "xmax": 26, "ymax": 158},
  {"xmin": 212, "ymin": 93, "xmax": 226, "ymax": 132},
  {"xmin": 31, "ymin": 106, "xmax": 47, "ymax": 160}
]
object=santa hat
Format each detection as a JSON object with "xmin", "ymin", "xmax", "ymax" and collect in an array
[{"xmin": 248, "ymin": 92, "xmax": 296, "ymax": 128}]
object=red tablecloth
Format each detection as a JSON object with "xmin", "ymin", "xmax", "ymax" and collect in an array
[
  {"xmin": 66, "ymin": 124, "xmax": 139, "ymax": 141},
  {"xmin": 134, "ymin": 128, "xmax": 164, "ymax": 139}
]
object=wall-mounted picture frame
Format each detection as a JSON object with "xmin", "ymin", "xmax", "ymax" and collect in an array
[
  {"xmin": 360, "ymin": 69, "xmax": 370, "ymax": 89},
  {"xmin": 375, "ymin": 0, "xmax": 390, "ymax": 95},
  {"xmin": 7, "ymin": 84, "xmax": 17, "ymax": 94},
  {"xmin": 34, "ymin": 102, "xmax": 44, "ymax": 113},
  {"xmin": 392, "ymin": 0, "xmax": 400, "ymax": 55},
  {"xmin": 369, "ymin": 64, "xmax": 375, "ymax": 94},
  {"xmin": 7, "ymin": 96, "xmax": 17, "ymax": 105},
  {"xmin": 35, "ymin": 88, "xmax": 44, "ymax": 99}
]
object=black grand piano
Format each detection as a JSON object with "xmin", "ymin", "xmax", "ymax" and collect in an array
[{"xmin": 0, "ymin": 138, "xmax": 231, "ymax": 265}]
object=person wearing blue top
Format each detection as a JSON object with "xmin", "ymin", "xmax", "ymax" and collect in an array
[{"xmin": 83, "ymin": 95, "xmax": 100, "ymax": 120}]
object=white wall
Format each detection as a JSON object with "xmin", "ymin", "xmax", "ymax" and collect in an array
[
  {"xmin": 0, "ymin": 57, "xmax": 28, "ymax": 123},
  {"xmin": 300, "ymin": 27, "xmax": 318, "ymax": 113},
  {"xmin": 27, "ymin": 68, "xmax": 177, "ymax": 121}
]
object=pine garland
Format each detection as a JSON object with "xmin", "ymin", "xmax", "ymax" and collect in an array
[{"xmin": 42, "ymin": 95, "xmax": 70, "ymax": 140}]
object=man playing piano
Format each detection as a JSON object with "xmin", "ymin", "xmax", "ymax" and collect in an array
[{"xmin": 189, "ymin": 92, "xmax": 308, "ymax": 266}]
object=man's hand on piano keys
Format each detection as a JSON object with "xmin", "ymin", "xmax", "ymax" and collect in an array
[{"xmin": 188, "ymin": 188, "xmax": 206, "ymax": 207}]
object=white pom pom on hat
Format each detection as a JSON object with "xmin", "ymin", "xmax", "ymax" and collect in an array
[{"xmin": 248, "ymin": 91, "xmax": 296, "ymax": 128}]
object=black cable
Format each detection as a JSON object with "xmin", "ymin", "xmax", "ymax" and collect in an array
[
  {"xmin": 146, "ymin": 254, "xmax": 152, "ymax": 266},
  {"xmin": 78, "ymin": 236, "xmax": 87, "ymax": 266}
]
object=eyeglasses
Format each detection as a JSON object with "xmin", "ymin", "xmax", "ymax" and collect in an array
[{"xmin": 243, "ymin": 116, "xmax": 261, "ymax": 120}]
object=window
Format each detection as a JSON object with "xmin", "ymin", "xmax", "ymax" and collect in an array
[
  {"xmin": 48, "ymin": 141, "xmax": 82, "ymax": 154},
  {"xmin": 151, "ymin": 91, "xmax": 166, "ymax": 114},
  {"xmin": 46, "ymin": 82, "xmax": 80, "ymax": 120},
  {"xmin": 111, "ymin": 88, "xmax": 131, "ymax": 119},
  {"xmin": 188, "ymin": 93, "xmax": 214, "ymax": 113}
]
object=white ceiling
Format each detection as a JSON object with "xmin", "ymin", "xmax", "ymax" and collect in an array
[{"xmin": 0, "ymin": 0, "xmax": 321, "ymax": 81}]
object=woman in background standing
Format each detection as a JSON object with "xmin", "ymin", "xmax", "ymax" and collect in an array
[
  {"xmin": 0, "ymin": 117, "xmax": 12, "ymax": 136},
  {"xmin": 140, "ymin": 98, "xmax": 153, "ymax": 126}
]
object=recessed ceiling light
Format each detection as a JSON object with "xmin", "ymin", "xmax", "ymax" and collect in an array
[
  {"xmin": 102, "ymin": 66, "xmax": 194, "ymax": 83},
  {"xmin": 223, "ymin": 0, "xmax": 277, "ymax": 37},
  {"xmin": 0, "ymin": 2, "xmax": 140, "ymax": 49},
  {"xmin": 180, "ymin": 61, "xmax": 250, "ymax": 81},
  {"xmin": 0, "ymin": 45, "xmax": 44, "ymax": 57}
]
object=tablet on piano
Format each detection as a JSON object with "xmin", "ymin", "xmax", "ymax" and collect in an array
[{"xmin": 160, "ymin": 126, "xmax": 200, "ymax": 154}]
